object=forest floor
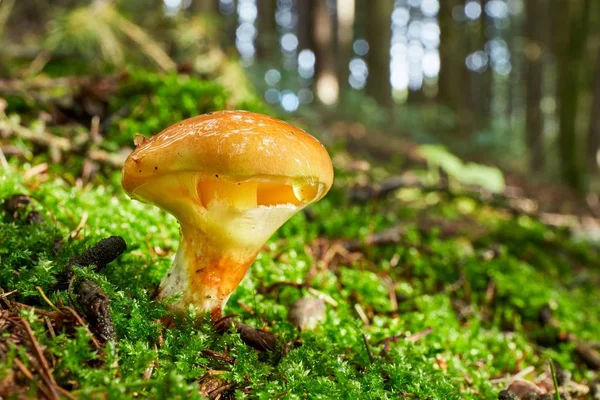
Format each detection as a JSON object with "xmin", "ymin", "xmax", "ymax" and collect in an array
[{"xmin": 1, "ymin": 72, "xmax": 600, "ymax": 399}]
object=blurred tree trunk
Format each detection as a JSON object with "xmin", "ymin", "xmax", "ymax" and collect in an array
[
  {"xmin": 407, "ymin": 88, "xmax": 426, "ymax": 104},
  {"xmin": 587, "ymin": 45, "xmax": 600, "ymax": 172},
  {"xmin": 556, "ymin": 0, "xmax": 590, "ymax": 190},
  {"xmin": 438, "ymin": 0, "xmax": 472, "ymax": 136},
  {"xmin": 298, "ymin": 0, "xmax": 316, "ymax": 53},
  {"xmin": 336, "ymin": 0, "xmax": 354, "ymax": 98},
  {"xmin": 189, "ymin": 0, "xmax": 218, "ymax": 14},
  {"xmin": 505, "ymin": 10, "xmax": 523, "ymax": 127},
  {"xmin": 365, "ymin": 0, "xmax": 392, "ymax": 107},
  {"xmin": 311, "ymin": 0, "xmax": 338, "ymax": 105},
  {"xmin": 477, "ymin": 0, "xmax": 492, "ymax": 130},
  {"xmin": 256, "ymin": 0, "xmax": 277, "ymax": 60},
  {"xmin": 525, "ymin": 0, "xmax": 545, "ymax": 171}
]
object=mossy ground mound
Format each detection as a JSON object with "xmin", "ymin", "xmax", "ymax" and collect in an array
[{"xmin": 1, "ymin": 72, "xmax": 599, "ymax": 399}]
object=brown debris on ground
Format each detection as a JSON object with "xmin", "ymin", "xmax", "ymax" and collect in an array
[{"xmin": 0, "ymin": 308, "xmax": 73, "ymax": 399}]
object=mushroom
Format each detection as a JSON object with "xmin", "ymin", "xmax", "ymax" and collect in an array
[{"xmin": 122, "ymin": 111, "xmax": 333, "ymax": 320}]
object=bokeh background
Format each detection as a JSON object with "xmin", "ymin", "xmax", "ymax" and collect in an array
[{"xmin": 1, "ymin": 0, "xmax": 599, "ymax": 192}]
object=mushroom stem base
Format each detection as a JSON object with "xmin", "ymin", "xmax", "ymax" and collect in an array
[{"xmin": 157, "ymin": 224, "xmax": 258, "ymax": 320}]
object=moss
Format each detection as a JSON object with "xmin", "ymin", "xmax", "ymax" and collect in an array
[{"xmin": 1, "ymin": 150, "xmax": 600, "ymax": 399}]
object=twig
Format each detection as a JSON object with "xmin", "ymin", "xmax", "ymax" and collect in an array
[
  {"xmin": 13, "ymin": 357, "xmax": 56, "ymax": 400},
  {"xmin": 142, "ymin": 360, "xmax": 155, "ymax": 381},
  {"xmin": 61, "ymin": 306, "xmax": 102, "ymax": 351},
  {"xmin": 9, "ymin": 302, "xmax": 62, "ymax": 318},
  {"xmin": 20, "ymin": 317, "xmax": 60, "ymax": 400},
  {"xmin": 349, "ymin": 176, "xmax": 538, "ymax": 218},
  {"xmin": 258, "ymin": 281, "xmax": 307, "ymax": 294},
  {"xmin": 0, "ymin": 146, "xmax": 8, "ymax": 169},
  {"xmin": 307, "ymin": 287, "xmax": 338, "ymax": 307},
  {"xmin": 23, "ymin": 163, "xmax": 48, "ymax": 179},
  {"xmin": 69, "ymin": 212, "xmax": 89, "ymax": 239},
  {"xmin": 354, "ymin": 304, "xmax": 370, "ymax": 326},
  {"xmin": 575, "ymin": 342, "xmax": 600, "ymax": 370},
  {"xmin": 362, "ymin": 334, "xmax": 375, "ymax": 365},
  {"xmin": 489, "ymin": 365, "xmax": 535, "ymax": 384},
  {"xmin": 44, "ymin": 316, "xmax": 56, "ymax": 340},
  {"xmin": 0, "ymin": 289, "xmax": 17, "ymax": 298},
  {"xmin": 342, "ymin": 226, "xmax": 406, "ymax": 252},
  {"xmin": 377, "ymin": 327, "xmax": 434, "ymax": 353},
  {"xmin": 406, "ymin": 327, "xmax": 433, "ymax": 343},
  {"xmin": 90, "ymin": 115, "xmax": 101, "ymax": 144},
  {"xmin": 214, "ymin": 316, "xmax": 279, "ymax": 352},
  {"xmin": 236, "ymin": 300, "xmax": 255, "ymax": 315},
  {"xmin": 13, "ymin": 357, "xmax": 35, "ymax": 380},
  {"xmin": 202, "ymin": 349, "xmax": 235, "ymax": 365},
  {"xmin": 36, "ymin": 286, "xmax": 63, "ymax": 314}
]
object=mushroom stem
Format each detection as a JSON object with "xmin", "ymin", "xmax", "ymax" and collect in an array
[{"xmin": 158, "ymin": 223, "xmax": 259, "ymax": 320}]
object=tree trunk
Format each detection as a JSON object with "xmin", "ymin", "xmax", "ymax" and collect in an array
[
  {"xmin": 476, "ymin": 0, "xmax": 492, "ymax": 131},
  {"xmin": 311, "ymin": 0, "xmax": 338, "ymax": 105},
  {"xmin": 525, "ymin": 0, "xmax": 545, "ymax": 171},
  {"xmin": 556, "ymin": 0, "xmax": 590, "ymax": 190},
  {"xmin": 298, "ymin": 0, "xmax": 316, "ymax": 53},
  {"xmin": 587, "ymin": 45, "xmax": 600, "ymax": 172},
  {"xmin": 438, "ymin": 0, "xmax": 472, "ymax": 136},
  {"xmin": 256, "ymin": 0, "xmax": 277, "ymax": 60},
  {"xmin": 365, "ymin": 0, "xmax": 392, "ymax": 107},
  {"xmin": 335, "ymin": 0, "xmax": 354, "ymax": 98},
  {"xmin": 188, "ymin": 0, "xmax": 218, "ymax": 14}
]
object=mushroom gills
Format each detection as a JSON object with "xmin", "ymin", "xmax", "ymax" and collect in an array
[{"xmin": 197, "ymin": 178, "xmax": 319, "ymax": 209}]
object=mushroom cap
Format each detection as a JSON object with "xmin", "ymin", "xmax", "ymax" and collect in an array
[{"xmin": 122, "ymin": 111, "xmax": 334, "ymax": 210}]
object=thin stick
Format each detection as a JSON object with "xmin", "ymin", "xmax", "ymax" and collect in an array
[
  {"xmin": 69, "ymin": 212, "xmax": 89, "ymax": 239},
  {"xmin": 13, "ymin": 358, "xmax": 55, "ymax": 400},
  {"xmin": 307, "ymin": 287, "xmax": 338, "ymax": 307},
  {"xmin": 354, "ymin": 303, "xmax": 370, "ymax": 326},
  {"xmin": 23, "ymin": 163, "xmax": 48, "ymax": 179},
  {"xmin": 20, "ymin": 317, "xmax": 60, "ymax": 400},
  {"xmin": 36, "ymin": 286, "xmax": 63, "ymax": 314},
  {"xmin": 362, "ymin": 334, "xmax": 374, "ymax": 365},
  {"xmin": 13, "ymin": 357, "xmax": 35, "ymax": 380},
  {"xmin": 406, "ymin": 327, "xmax": 433, "ymax": 343},
  {"xmin": 90, "ymin": 115, "xmax": 101, "ymax": 144},
  {"xmin": 0, "ymin": 146, "xmax": 8, "ymax": 169},
  {"xmin": 44, "ymin": 316, "xmax": 56, "ymax": 339},
  {"xmin": 0, "ymin": 289, "xmax": 17, "ymax": 298},
  {"xmin": 62, "ymin": 306, "xmax": 102, "ymax": 350},
  {"xmin": 489, "ymin": 366, "xmax": 535, "ymax": 384}
]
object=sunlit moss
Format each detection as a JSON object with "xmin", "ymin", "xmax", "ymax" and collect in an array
[{"xmin": 1, "ymin": 157, "xmax": 599, "ymax": 399}]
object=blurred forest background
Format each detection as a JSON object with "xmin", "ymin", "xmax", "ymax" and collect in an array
[{"xmin": 1, "ymin": 0, "xmax": 600, "ymax": 192}]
